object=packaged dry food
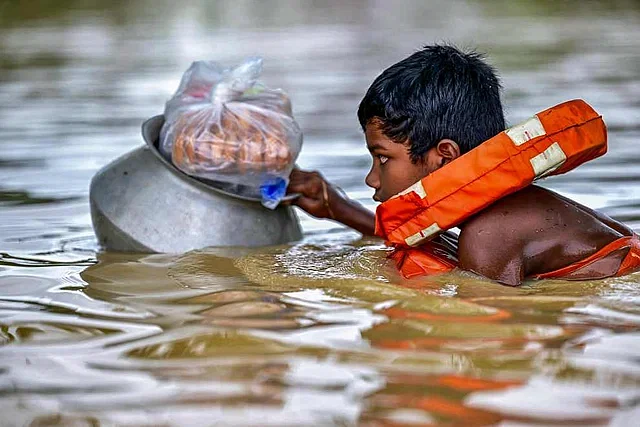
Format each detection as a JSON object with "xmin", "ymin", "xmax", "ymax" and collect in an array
[{"xmin": 159, "ymin": 57, "xmax": 302, "ymax": 208}]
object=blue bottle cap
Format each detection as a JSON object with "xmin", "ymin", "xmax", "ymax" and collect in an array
[{"xmin": 260, "ymin": 177, "xmax": 287, "ymax": 209}]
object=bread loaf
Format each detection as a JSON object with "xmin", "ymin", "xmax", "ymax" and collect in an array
[{"xmin": 171, "ymin": 94, "xmax": 294, "ymax": 175}]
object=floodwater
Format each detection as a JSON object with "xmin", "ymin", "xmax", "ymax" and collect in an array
[{"xmin": 1, "ymin": 0, "xmax": 640, "ymax": 425}]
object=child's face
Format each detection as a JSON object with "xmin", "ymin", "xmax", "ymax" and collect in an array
[{"xmin": 364, "ymin": 123, "xmax": 440, "ymax": 202}]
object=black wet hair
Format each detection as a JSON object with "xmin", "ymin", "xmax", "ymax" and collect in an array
[{"xmin": 357, "ymin": 44, "xmax": 505, "ymax": 161}]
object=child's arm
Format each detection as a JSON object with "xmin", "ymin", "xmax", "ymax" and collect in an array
[{"xmin": 287, "ymin": 169, "xmax": 375, "ymax": 236}]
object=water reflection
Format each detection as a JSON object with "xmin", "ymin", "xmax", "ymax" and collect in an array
[{"xmin": 1, "ymin": 0, "xmax": 640, "ymax": 425}]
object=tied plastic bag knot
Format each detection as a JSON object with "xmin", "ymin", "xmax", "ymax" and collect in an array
[
  {"xmin": 211, "ymin": 56, "xmax": 263, "ymax": 103},
  {"xmin": 160, "ymin": 57, "xmax": 302, "ymax": 208}
]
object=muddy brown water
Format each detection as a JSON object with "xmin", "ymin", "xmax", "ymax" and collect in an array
[{"xmin": 1, "ymin": 1, "xmax": 640, "ymax": 425}]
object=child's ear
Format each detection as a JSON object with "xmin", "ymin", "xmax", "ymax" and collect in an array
[{"xmin": 436, "ymin": 139, "xmax": 461, "ymax": 165}]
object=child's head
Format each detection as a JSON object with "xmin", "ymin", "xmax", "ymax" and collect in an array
[{"xmin": 359, "ymin": 44, "xmax": 505, "ymax": 202}]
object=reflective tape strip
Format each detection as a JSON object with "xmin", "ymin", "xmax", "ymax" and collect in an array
[
  {"xmin": 405, "ymin": 223, "xmax": 442, "ymax": 247},
  {"xmin": 531, "ymin": 142, "xmax": 567, "ymax": 179},
  {"xmin": 505, "ymin": 115, "xmax": 546, "ymax": 146},
  {"xmin": 395, "ymin": 180, "xmax": 427, "ymax": 199}
]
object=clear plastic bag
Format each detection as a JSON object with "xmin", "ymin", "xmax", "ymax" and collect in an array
[{"xmin": 159, "ymin": 57, "xmax": 303, "ymax": 208}]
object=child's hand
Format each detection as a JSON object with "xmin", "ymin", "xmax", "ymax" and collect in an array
[
  {"xmin": 287, "ymin": 168, "xmax": 341, "ymax": 219},
  {"xmin": 287, "ymin": 168, "xmax": 376, "ymax": 236}
]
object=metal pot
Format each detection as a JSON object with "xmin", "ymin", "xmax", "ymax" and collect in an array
[{"xmin": 89, "ymin": 115, "xmax": 302, "ymax": 253}]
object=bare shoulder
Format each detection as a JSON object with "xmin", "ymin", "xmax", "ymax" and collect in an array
[
  {"xmin": 458, "ymin": 186, "xmax": 568, "ymax": 286},
  {"xmin": 457, "ymin": 185, "xmax": 626, "ymax": 285}
]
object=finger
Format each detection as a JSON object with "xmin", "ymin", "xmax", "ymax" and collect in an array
[
  {"xmin": 289, "ymin": 168, "xmax": 300, "ymax": 179},
  {"xmin": 287, "ymin": 177, "xmax": 307, "ymax": 187},
  {"xmin": 293, "ymin": 195, "xmax": 322, "ymax": 212},
  {"xmin": 289, "ymin": 167, "xmax": 308, "ymax": 180},
  {"xmin": 290, "ymin": 168, "xmax": 321, "ymax": 182},
  {"xmin": 286, "ymin": 181, "xmax": 306, "ymax": 194},
  {"xmin": 287, "ymin": 180, "xmax": 319, "ymax": 198},
  {"xmin": 287, "ymin": 173, "xmax": 309, "ymax": 186}
]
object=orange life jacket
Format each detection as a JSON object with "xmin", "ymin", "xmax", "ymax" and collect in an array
[{"xmin": 375, "ymin": 99, "xmax": 608, "ymax": 278}]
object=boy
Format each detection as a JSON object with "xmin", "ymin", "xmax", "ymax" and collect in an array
[{"xmin": 287, "ymin": 45, "xmax": 639, "ymax": 286}]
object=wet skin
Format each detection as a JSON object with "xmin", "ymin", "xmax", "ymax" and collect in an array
[
  {"xmin": 459, "ymin": 185, "xmax": 634, "ymax": 286},
  {"xmin": 288, "ymin": 122, "xmax": 633, "ymax": 286}
]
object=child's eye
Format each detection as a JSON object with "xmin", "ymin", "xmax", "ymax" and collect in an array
[{"xmin": 378, "ymin": 155, "xmax": 389, "ymax": 165}]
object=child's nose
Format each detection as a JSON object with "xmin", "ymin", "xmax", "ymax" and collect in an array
[{"xmin": 365, "ymin": 167, "xmax": 379, "ymax": 190}]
